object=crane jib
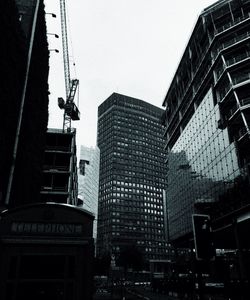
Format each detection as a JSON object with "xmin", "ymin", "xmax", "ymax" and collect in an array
[{"xmin": 59, "ymin": 0, "xmax": 80, "ymax": 130}]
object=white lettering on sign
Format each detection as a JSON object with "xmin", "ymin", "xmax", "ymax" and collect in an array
[{"xmin": 11, "ymin": 222, "xmax": 83, "ymax": 235}]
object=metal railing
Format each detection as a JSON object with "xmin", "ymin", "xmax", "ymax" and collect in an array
[
  {"xmin": 43, "ymin": 165, "xmax": 70, "ymax": 171},
  {"xmin": 225, "ymin": 98, "xmax": 250, "ymax": 120}
]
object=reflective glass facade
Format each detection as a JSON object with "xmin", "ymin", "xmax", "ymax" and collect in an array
[
  {"xmin": 167, "ymin": 88, "xmax": 241, "ymax": 240},
  {"xmin": 78, "ymin": 145, "xmax": 100, "ymax": 239},
  {"xmin": 163, "ymin": 0, "xmax": 250, "ymax": 244}
]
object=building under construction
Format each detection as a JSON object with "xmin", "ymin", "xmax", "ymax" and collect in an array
[
  {"xmin": 40, "ymin": 128, "xmax": 78, "ymax": 206},
  {"xmin": 0, "ymin": 0, "xmax": 79, "ymax": 209},
  {"xmin": 163, "ymin": 0, "xmax": 250, "ymax": 247},
  {"xmin": 162, "ymin": 0, "xmax": 250, "ymax": 290}
]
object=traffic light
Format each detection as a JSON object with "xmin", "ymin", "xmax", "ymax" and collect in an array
[{"xmin": 192, "ymin": 214, "xmax": 215, "ymax": 260}]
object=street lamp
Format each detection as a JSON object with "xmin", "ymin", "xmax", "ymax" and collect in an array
[
  {"xmin": 47, "ymin": 33, "xmax": 59, "ymax": 38},
  {"xmin": 49, "ymin": 49, "xmax": 59, "ymax": 53},
  {"xmin": 46, "ymin": 13, "xmax": 56, "ymax": 18}
]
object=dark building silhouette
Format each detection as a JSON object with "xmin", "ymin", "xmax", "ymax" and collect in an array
[
  {"xmin": 0, "ymin": 3, "xmax": 94, "ymax": 300},
  {"xmin": 0, "ymin": 0, "xmax": 49, "ymax": 209},
  {"xmin": 162, "ymin": 0, "xmax": 250, "ymax": 250},
  {"xmin": 0, "ymin": 203, "xmax": 94, "ymax": 300},
  {"xmin": 97, "ymin": 93, "xmax": 167, "ymax": 262}
]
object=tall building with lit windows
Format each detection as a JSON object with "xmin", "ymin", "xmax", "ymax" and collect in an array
[
  {"xmin": 97, "ymin": 93, "xmax": 167, "ymax": 261},
  {"xmin": 162, "ymin": 0, "xmax": 250, "ymax": 249}
]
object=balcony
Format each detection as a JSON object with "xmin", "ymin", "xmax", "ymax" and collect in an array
[
  {"xmin": 41, "ymin": 185, "xmax": 68, "ymax": 193},
  {"xmin": 43, "ymin": 165, "xmax": 70, "ymax": 172},
  {"xmin": 214, "ymin": 13, "xmax": 250, "ymax": 37},
  {"xmin": 240, "ymin": 97, "xmax": 250, "ymax": 108},
  {"xmin": 233, "ymin": 127, "xmax": 249, "ymax": 142},
  {"xmin": 226, "ymin": 53, "xmax": 250, "ymax": 68},
  {"xmin": 225, "ymin": 98, "xmax": 250, "ymax": 120}
]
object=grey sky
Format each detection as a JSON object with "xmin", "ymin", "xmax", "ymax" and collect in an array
[{"xmin": 44, "ymin": 0, "xmax": 216, "ymax": 148}]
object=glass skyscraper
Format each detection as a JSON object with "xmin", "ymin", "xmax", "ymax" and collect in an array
[
  {"xmin": 97, "ymin": 93, "xmax": 167, "ymax": 261},
  {"xmin": 78, "ymin": 145, "xmax": 100, "ymax": 239},
  {"xmin": 162, "ymin": 0, "xmax": 250, "ymax": 247}
]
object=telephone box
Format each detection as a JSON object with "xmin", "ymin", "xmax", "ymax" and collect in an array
[{"xmin": 0, "ymin": 203, "xmax": 94, "ymax": 300}]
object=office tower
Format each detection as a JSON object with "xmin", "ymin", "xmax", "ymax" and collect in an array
[
  {"xmin": 78, "ymin": 145, "xmax": 100, "ymax": 238},
  {"xmin": 40, "ymin": 129, "xmax": 78, "ymax": 205},
  {"xmin": 0, "ymin": 0, "xmax": 49, "ymax": 209},
  {"xmin": 97, "ymin": 93, "xmax": 167, "ymax": 261},
  {"xmin": 162, "ymin": 0, "xmax": 250, "ymax": 248}
]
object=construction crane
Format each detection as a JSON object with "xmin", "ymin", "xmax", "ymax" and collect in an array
[{"xmin": 58, "ymin": 0, "xmax": 80, "ymax": 131}]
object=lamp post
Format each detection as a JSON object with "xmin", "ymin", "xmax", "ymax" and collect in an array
[
  {"xmin": 45, "ymin": 12, "xmax": 56, "ymax": 18},
  {"xmin": 49, "ymin": 49, "xmax": 59, "ymax": 53},
  {"xmin": 47, "ymin": 33, "xmax": 59, "ymax": 38}
]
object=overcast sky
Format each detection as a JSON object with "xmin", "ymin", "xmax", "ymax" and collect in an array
[{"xmin": 44, "ymin": 0, "xmax": 216, "ymax": 149}]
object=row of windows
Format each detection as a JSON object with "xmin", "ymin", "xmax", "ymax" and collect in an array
[
  {"xmin": 100, "ymin": 227, "xmax": 164, "ymax": 238},
  {"xmin": 98, "ymin": 143, "xmax": 164, "ymax": 162},
  {"xmin": 100, "ymin": 165, "xmax": 164, "ymax": 176},
  {"xmin": 100, "ymin": 176, "xmax": 165, "ymax": 188},
  {"xmin": 100, "ymin": 149, "xmax": 165, "ymax": 162},
  {"xmin": 113, "ymin": 108, "xmax": 161, "ymax": 123},
  {"xmin": 112, "ymin": 186, "xmax": 162, "ymax": 196},
  {"xmin": 101, "ymin": 180, "xmax": 163, "ymax": 191},
  {"xmin": 112, "ymin": 150, "xmax": 163, "ymax": 163},
  {"xmin": 102, "ymin": 189, "xmax": 162, "ymax": 203},
  {"xmin": 100, "ymin": 205, "xmax": 163, "ymax": 216},
  {"xmin": 137, "ymin": 241, "xmax": 168, "ymax": 247},
  {"xmin": 104, "ymin": 169, "xmax": 165, "ymax": 179},
  {"xmin": 111, "ymin": 245, "xmax": 167, "ymax": 254},
  {"xmin": 99, "ymin": 197, "xmax": 163, "ymax": 207},
  {"xmin": 98, "ymin": 214, "xmax": 164, "ymax": 225},
  {"xmin": 99, "ymin": 132, "xmax": 163, "ymax": 151},
  {"xmin": 110, "ymin": 224, "xmax": 164, "ymax": 232},
  {"xmin": 104, "ymin": 134, "xmax": 163, "ymax": 151},
  {"xmin": 112, "ymin": 111, "xmax": 161, "ymax": 125},
  {"xmin": 111, "ymin": 221, "xmax": 164, "ymax": 228},
  {"xmin": 99, "ymin": 109, "xmax": 163, "ymax": 130},
  {"xmin": 101, "ymin": 209, "xmax": 164, "ymax": 221},
  {"xmin": 113, "ymin": 116, "xmax": 161, "ymax": 129},
  {"xmin": 112, "ymin": 127, "xmax": 164, "ymax": 142}
]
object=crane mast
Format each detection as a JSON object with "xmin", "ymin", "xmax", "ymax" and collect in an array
[{"xmin": 58, "ymin": 0, "xmax": 80, "ymax": 131}]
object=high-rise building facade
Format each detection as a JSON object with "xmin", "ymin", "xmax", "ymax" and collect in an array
[
  {"xmin": 0, "ymin": 0, "xmax": 49, "ymax": 209},
  {"xmin": 162, "ymin": 0, "xmax": 250, "ymax": 247},
  {"xmin": 97, "ymin": 93, "xmax": 167, "ymax": 261},
  {"xmin": 78, "ymin": 145, "xmax": 100, "ymax": 238}
]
